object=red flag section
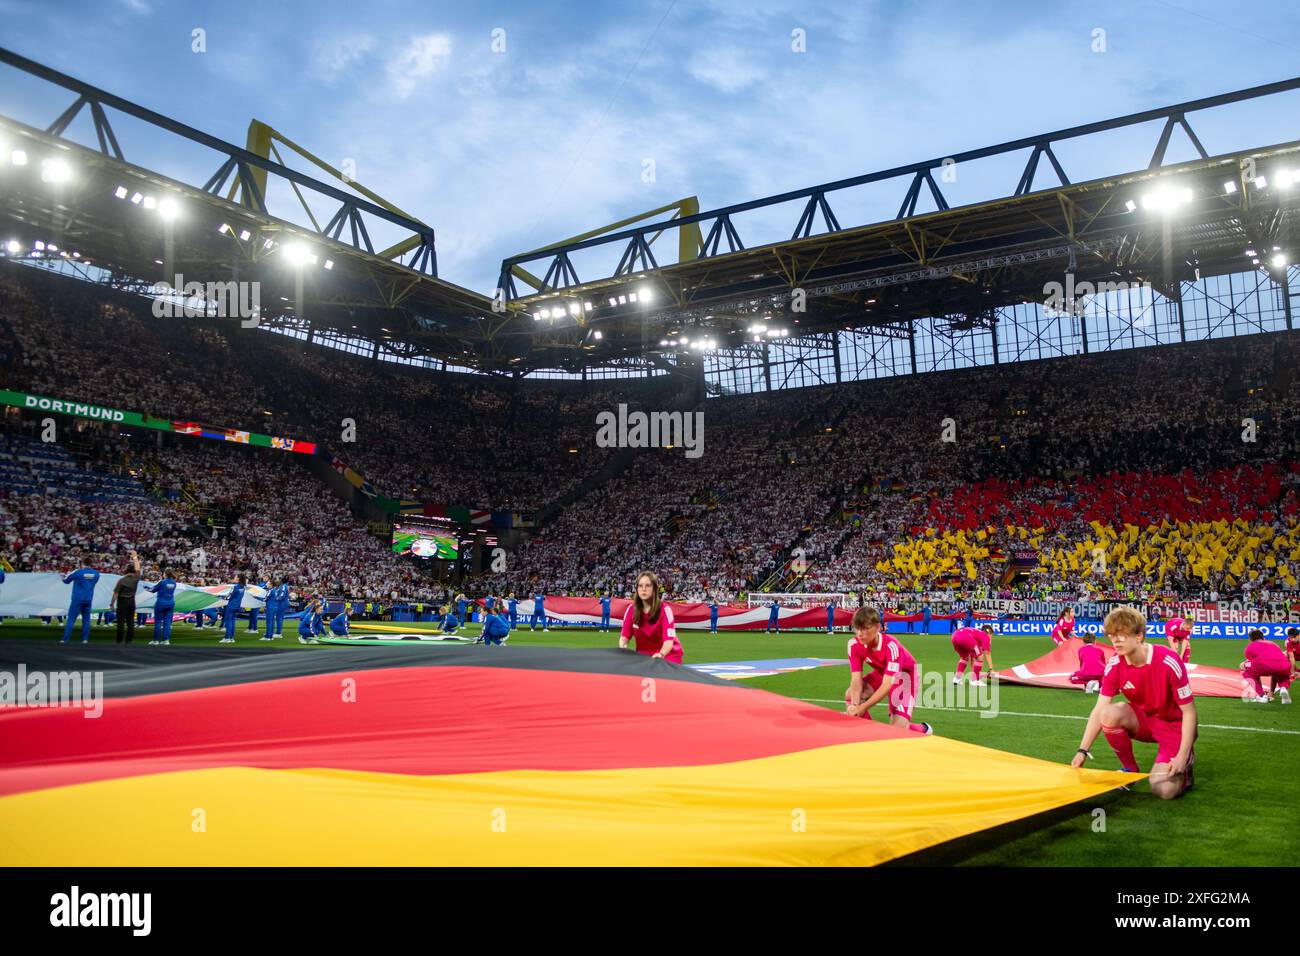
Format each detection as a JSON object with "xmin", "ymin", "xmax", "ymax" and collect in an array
[{"xmin": 997, "ymin": 637, "xmax": 1245, "ymax": 697}]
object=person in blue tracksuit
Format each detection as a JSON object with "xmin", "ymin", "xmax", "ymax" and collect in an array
[
  {"xmin": 827, "ymin": 599, "xmax": 836, "ymax": 634},
  {"xmin": 147, "ymin": 568, "xmax": 177, "ymax": 645},
  {"xmin": 599, "ymin": 591, "xmax": 612, "ymax": 632},
  {"xmin": 221, "ymin": 575, "xmax": 246, "ymax": 643},
  {"xmin": 481, "ymin": 605, "xmax": 511, "ymax": 647},
  {"xmin": 485, "ymin": 595, "xmax": 496, "ymax": 615},
  {"xmin": 766, "ymin": 598, "xmax": 781, "ymax": 634},
  {"xmin": 456, "ymin": 593, "xmax": 469, "ymax": 624},
  {"xmin": 328, "ymin": 607, "xmax": 351, "ymax": 637},
  {"xmin": 311, "ymin": 598, "xmax": 326, "ymax": 639},
  {"xmin": 297, "ymin": 599, "xmax": 319, "ymax": 644},
  {"xmin": 441, "ymin": 606, "xmax": 461, "ymax": 634},
  {"xmin": 60, "ymin": 558, "xmax": 101, "ymax": 644},
  {"xmin": 248, "ymin": 579, "xmax": 269, "ymax": 633},
  {"xmin": 922, "ymin": 603, "xmax": 932, "ymax": 636},
  {"xmin": 271, "ymin": 579, "xmax": 290, "ymax": 639},
  {"xmin": 508, "ymin": 593, "xmax": 518, "ymax": 630},
  {"xmin": 530, "ymin": 592, "xmax": 548, "ymax": 632},
  {"xmin": 709, "ymin": 597, "xmax": 720, "ymax": 633},
  {"xmin": 964, "ymin": 604, "xmax": 974, "ymax": 629}
]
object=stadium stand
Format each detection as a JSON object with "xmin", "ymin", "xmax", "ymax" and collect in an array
[{"xmin": 3, "ymin": 262, "xmax": 1300, "ymax": 605}]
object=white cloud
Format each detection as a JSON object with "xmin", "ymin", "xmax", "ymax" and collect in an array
[
  {"xmin": 388, "ymin": 34, "xmax": 453, "ymax": 98},
  {"xmin": 315, "ymin": 34, "xmax": 377, "ymax": 81},
  {"xmin": 688, "ymin": 47, "xmax": 767, "ymax": 93}
]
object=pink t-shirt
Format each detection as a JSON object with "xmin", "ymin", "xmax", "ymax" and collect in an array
[
  {"xmin": 1076, "ymin": 643, "xmax": 1106, "ymax": 676},
  {"xmin": 848, "ymin": 633, "xmax": 916, "ymax": 677},
  {"xmin": 1244, "ymin": 639, "xmax": 1289, "ymax": 671},
  {"xmin": 952, "ymin": 626, "xmax": 989, "ymax": 654},
  {"xmin": 621, "ymin": 603, "xmax": 684, "ymax": 663},
  {"xmin": 1101, "ymin": 643, "xmax": 1193, "ymax": 722},
  {"xmin": 1166, "ymin": 617, "xmax": 1192, "ymax": 641},
  {"xmin": 1286, "ymin": 635, "xmax": 1300, "ymax": 660}
]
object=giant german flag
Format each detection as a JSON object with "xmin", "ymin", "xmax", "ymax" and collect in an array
[{"xmin": 0, "ymin": 641, "xmax": 1135, "ymax": 866}]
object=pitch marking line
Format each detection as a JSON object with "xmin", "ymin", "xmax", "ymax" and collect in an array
[{"xmin": 795, "ymin": 698, "xmax": 1300, "ymax": 735}]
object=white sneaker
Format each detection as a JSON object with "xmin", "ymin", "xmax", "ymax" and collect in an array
[
  {"xmin": 1279, "ymin": 688, "xmax": 1292, "ymax": 704},
  {"xmin": 148, "ymin": 640, "xmax": 158, "ymax": 646},
  {"xmin": 1085, "ymin": 680, "xmax": 1100, "ymax": 694},
  {"xmin": 918, "ymin": 722, "xmax": 934, "ymax": 736},
  {"xmin": 298, "ymin": 636, "xmax": 309, "ymax": 644},
  {"xmin": 951, "ymin": 675, "xmax": 963, "ymax": 685},
  {"xmin": 970, "ymin": 679, "xmax": 986, "ymax": 687},
  {"xmin": 1253, "ymin": 695, "xmax": 1270, "ymax": 703}
]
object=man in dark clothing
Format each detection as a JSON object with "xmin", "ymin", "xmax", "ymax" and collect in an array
[{"xmin": 112, "ymin": 551, "xmax": 142, "ymax": 645}]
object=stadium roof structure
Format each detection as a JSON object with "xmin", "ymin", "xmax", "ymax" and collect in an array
[{"xmin": 1, "ymin": 46, "xmax": 1298, "ymax": 377}]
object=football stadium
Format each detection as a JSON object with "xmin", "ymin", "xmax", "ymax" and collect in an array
[{"xmin": 0, "ymin": 1, "xmax": 1298, "ymax": 910}]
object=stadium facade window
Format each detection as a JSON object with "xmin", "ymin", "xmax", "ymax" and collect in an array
[
  {"xmin": 911, "ymin": 316, "xmax": 996, "ymax": 374},
  {"xmin": 586, "ymin": 359, "xmax": 663, "ymax": 379},
  {"xmin": 766, "ymin": 335, "xmax": 837, "ymax": 390},
  {"xmin": 524, "ymin": 368, "xmax": 586, "ymax": 380},
  {"xmin": 1181, "ymin": 269, "xmax": 1291, "ymax": 341},
  {"xmin": 704, "ymin": 346, "xmax": 768, "ymax": 396},
  {"xmin": 837, "ymin": 328, "xmax": 912, "ymax": 382}
]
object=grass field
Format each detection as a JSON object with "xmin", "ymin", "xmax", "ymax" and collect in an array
[{"xmin": 3, "ymin": 617, "xmax": 1296, "ymax": 866}]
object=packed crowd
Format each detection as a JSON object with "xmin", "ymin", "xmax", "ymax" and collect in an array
[
  {"xmin": 0, "ymin": 266, "xmax": 671, "ymax": 513},
  {"xmin": 1, "ymin": 426, "xmax": 429, "ymax": 600},
  {"xmin": 4, "ymin": 263, "xmax": 1300, "ymax": 605},
  {"xmin": 802, "ymin": 337, "xmax": 1300, "ymax": 597}
]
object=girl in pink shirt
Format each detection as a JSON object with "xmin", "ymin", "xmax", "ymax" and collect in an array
[
  {"xmin": 619, "ymin": 570, "xmax": 684, "ymax": 663},
  {"xmin": 1242, "ymin": 629, "xmax": 1292, "ymax": 703},
  {"xmin": 1051, "ymin": 607, "xmax": 1076, "ymax": 646},
  {"xmin": 1166, "ymin": 616, "xmax": 1192, "ymax": 663}
]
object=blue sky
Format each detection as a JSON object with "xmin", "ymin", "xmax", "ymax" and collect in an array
[{"xmin": 1, "ymin": 0, "xmax": 1297, "ymax": 292}]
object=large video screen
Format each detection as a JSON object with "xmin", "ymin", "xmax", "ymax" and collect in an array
[{"xmin": 393, "ymin": 523, "xmax": 459, "ymax": 559}]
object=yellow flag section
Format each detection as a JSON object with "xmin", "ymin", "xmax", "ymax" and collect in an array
[
  {"xmin": 0, "ymin": 738, "xmax": 1135, "ymax": 867},
  {"xmin": 876, "ymin": 520, "xmax": 1298, "ymax": 591}
]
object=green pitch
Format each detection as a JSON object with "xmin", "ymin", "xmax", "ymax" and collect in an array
[{"xmin": 2, "ymin": 618, "xmax": 1295, "ymax": 866}]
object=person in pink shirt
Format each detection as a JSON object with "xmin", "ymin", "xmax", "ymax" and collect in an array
[
  {"xmin": 951, "ymin": 625, "xmax": 993, "ymax": 686},
  {"xmin": 1069, "ymin": 632, "xmax": 1107, "ymax": 694},
  {"xmin": 1070, "ymin": 606, "xmax": 1197, "ymax": 799},
  {"xmin": 1051, "ymin": 607, "xmax": 1076, "ymax": 646},
  {"xmin": 618, "ymin": 570, "xmax": 683, "ymax": 663},
  {"xmin": 844, "ymin": 606, "xmax": 932, "ymax": 735},
  {"xmin": 1241, "ymin": 629, "xmax": 1292, "ymax": 704},
  {"xmin": 1284, "ymin": 627, "xmax": 1300, "ymax": 679},
  {"xmin": 1165, "ymin": 616, "xmax": 1192, "ymax": 663}
]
